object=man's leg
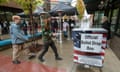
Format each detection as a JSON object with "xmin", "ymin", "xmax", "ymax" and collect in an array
[
  {"xmin": 38, "ymin": 42, "xmax": 49, "ymax": 62},
  {"xmin": 12, "ymin": 44, "xmax": 21, "ymax": 64},
  {"xmin": 50, "ymin": 41, "xmax": 62, "ymax": 60}
]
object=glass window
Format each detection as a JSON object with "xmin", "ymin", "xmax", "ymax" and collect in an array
[
  {"xmin": 111, "ymin": 8, "xmax": 119, "ymax": 32},
  {"xmin": 116, "ymin": 15, "xmax": 120, "ymax": 35},
  {"xmin": 111, "ymin": 9, "xmax": 119, "ymax": 24},
  {"xmin": 0, "ymin": 11, "xmax": 13, "ymax": 40},
  {"xmin": 93, "ymin": 11, "xmax": 104, "ymax": 28}
]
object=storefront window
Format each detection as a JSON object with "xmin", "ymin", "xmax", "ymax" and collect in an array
[
  {"xmin": 0, "ymin": 11, "xmax": 13, "ymax": 40},
  {"xmin": 93, "ymin": 11, "xmax": 104, "ymax": 28},
  {"xmin": 116, "ymin": 16, "xmax": 120, "ymax": 35},
  {"xmin": 110, "ymin": 8, "xmax": 120, "ymax": 36},
  {"xmin": 111, "ymin": 9, "xmax": 119, "ymax": 24},
  {"xmin": 110, "ymin": 8, "xmax": 119, "ymax": 33}
]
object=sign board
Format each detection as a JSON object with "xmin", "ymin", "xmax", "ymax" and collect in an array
[
  {"xmin": 77, "ymin": 55, "xmax": 103, "ymax": 67},
  {"xmin": 80, "ymin": 34, "xmax": 103, "ymax": 53}
]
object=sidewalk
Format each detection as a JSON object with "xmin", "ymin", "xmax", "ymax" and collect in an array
[
  {"xmin": 69, "ymin": 47, "xmax": 120, "ymax": 72},
  {"xmin": 102, "ymin": 48, "xmax": 120, "ymax": 72},
  {"xmin": 0, "ymin": 40, "xmax": 120, "ymax": 72}
]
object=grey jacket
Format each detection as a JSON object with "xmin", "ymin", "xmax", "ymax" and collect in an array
[{"xmin": 10, "ymin": 23, "xmax": 28, "ymax": 44}]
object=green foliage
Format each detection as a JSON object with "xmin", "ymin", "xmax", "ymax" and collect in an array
[
  {"xmin": 0, "ymin": 0, "xmax": 8, "ymax": 4},
  {"xmin": 14, "ymin": 0, "xmax": 44, "ymax": 14}
]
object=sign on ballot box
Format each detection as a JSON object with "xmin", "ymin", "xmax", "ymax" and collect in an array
[
  {"xmin": 80, "ymin": 34, "xmax": 102, "ymax": 53},
  {"xmin": 72, "ymin": 28, "xmax": 107, "ymax": 67},
  {"xmin": 78, "ymin": 55, "xmax": 103, "ymax": 67}
]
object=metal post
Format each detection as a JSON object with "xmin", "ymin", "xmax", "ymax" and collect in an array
[
  {"xmin": 40, "ymin": 15, "xmax": 44, "ymax": 41},
  {"xmin": 67, "ymin": 23, "xmax": 70, "ymax": 40},
  {"xmin": 58, "ymin": 11, "xmax": 63, "ymax": 43}
]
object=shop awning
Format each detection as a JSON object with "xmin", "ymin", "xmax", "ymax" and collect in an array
[
  {"xmin": 49, "ymin": 2, "xmax": 78, "ymax": 16},
  {"xmin": 0, "ymin": 1, "xmax": 23, "ymax": 13},
  {"xmin": 17, "ymin": 7, "xmax": 47, "ymax": 17}
]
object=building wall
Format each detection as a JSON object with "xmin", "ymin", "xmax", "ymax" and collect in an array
[
  {"xmin": 50, "ymin": 0, "xmax": 58, "ymax": 9},
  {"xmin": 110, "ymin": 36, "xmax": 120, "ymax": 60},
  {"xmin": 50, "ymin": 0, "xmax": 72, "ymax": 9},
  {"xmin": 43, "ymin": 0, "xmax": 51, "ymax": 11}
]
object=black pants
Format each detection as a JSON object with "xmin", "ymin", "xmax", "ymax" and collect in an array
[{"xmin": 39, "ymin": 40, "xmax": 59, "ymax": 58}]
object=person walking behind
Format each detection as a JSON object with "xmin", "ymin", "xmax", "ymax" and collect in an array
[
  {"xmin": 101, "ymin": 16, "xmax": 111, "ymax": 48},
  {"xmin": 21, "ymin": 20, "xmax": 28, "ymax": 35},
  {"xmin": 38, "ymin": 22, "xmax": 62, "ymax": 62},
  {"xmin": 10, "ymin": 15, "xmax": 29, "ymax": 64},
  {"xmin": 63, "ymin": 19, "xmax": 69, "ymax": 39},
  {"xmin": 102, "ymin": 16, "xmax": 111, "ymax": 40}
]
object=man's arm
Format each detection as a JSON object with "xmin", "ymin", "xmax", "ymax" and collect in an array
[{"xmin": 12, "ymin": 27, "xmax": 28, "ymax": 41}]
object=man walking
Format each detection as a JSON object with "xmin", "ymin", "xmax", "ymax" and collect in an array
[{"xmin": 38, "ymin": 22, "xmax": 62, "ymax": 62}]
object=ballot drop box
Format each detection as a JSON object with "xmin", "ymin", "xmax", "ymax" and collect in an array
[{"xmin": 72, "ymin": 28, "xmax": 107, "ymax": 67}]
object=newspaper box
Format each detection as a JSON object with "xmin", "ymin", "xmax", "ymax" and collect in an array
[{"xmin": 72, "ymin": 28, "xmax": 107, "ymax": 67}]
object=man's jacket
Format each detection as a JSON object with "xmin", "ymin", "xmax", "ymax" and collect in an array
[{"xmin": 10, "ymin": 23, "xmax": 28, "ymax": 44}]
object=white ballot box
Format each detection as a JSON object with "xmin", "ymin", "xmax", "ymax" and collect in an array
[{"xmin": 72, "ymin": 28, "xmax": 107, "ymax": 67}]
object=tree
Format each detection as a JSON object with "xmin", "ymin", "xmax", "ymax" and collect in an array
[
  {"xmin": 13, "ymin": 0, "xmax": 45, "ymax": 50},
  {"xmin": 14, "ymin": 0, "xmax": 44, "ymax": 34},
  {"xmin": 13, "ymin": 0, "xmax": 44, "ymax": 42},
  {"xmin": 0, "ymin": 0, "xmax": 8, "ymax": 4},
  {"xmin": 14, "ymin": 0, "xmax": 44, "ymax": 14}
]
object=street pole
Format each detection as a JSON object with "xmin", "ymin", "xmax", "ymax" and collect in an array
[{"xmin": 57, "ymin": 10, "xmax": 63, "ymax": 43}]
